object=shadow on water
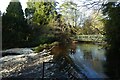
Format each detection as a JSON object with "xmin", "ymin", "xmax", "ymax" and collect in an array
[{"xmin": 105, "ymin": 47, "xmax": 120, "ymax": 79}]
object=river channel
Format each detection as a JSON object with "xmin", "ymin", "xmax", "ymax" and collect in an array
[{"xmin": 51, "ymin": 42, "xmax": 107, "ymax": 78}]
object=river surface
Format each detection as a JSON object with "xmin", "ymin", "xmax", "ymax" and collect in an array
[{"xmin": 51, "ymin": 43, "xmax": 107, "ymax": 78}]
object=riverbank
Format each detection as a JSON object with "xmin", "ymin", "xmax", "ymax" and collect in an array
[
  {"xmin": 33, "ymin": 41, "xmax": 59, "ymax": 53},
  {"xmin": 1, "ymin": 42, "xmax": 59, "ymax": 57},
  {"xmin": 1, "ymin": 48, "xmax": 54, "ymax": 79},
  {"xmin": 1, "ymin": 41, "xmax": 75, "ymax": 79},
  {"xmin": 1, "ymin": 41, "xmax": 108, "ymax": 79},
  {"xmin": 74, "ymin": 40, "xmax": 107, "ymax": 49},
  {"xmin": 1, "ymin": 44, "xmax": 83, "ymax": 80}
]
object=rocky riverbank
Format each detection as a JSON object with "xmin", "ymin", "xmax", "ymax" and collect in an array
[
  {"xmin": 0, "ymin": 43, "xmax": 86, "ymax": 80},
  {"xmin": 0, "ymin": 48, "xmax": 53, "ymax": 79}
]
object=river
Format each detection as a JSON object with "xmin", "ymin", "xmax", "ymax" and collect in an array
[
  {"xmin": 1, "ymin": 42, "xmax": 107, "ymax": 79},
  {"xmin": 51, "ymin": 42, "xmax": 107, "ymax": 78}
]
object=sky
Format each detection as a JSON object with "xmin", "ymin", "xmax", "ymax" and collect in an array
[
  {"xmin": 0, "ymin": 0, "xmax": 91, "ymax": 13},
  {"xmin": 0, "ymin": 0, "xmax": 28, "ymax": 13},
  {"xmin": 0, "ymin": 0, "xmax": 64, "ymax": 13},
  {"xmin": 0, "ymin": 0, "xmax": 117, "ymax": 13}
]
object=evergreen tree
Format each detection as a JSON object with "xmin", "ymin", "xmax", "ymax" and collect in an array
[{"xmin": 2, "ymin": 0, "xmax": 28, "ymax": 49}]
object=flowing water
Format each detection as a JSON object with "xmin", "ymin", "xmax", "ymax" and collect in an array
[
  {"xmin": 69, "ymin": 43, "xmax": 107, "ymax": 78},
  {"xmin": 51, "ymin": 43, "xmax": 107, "ymax": 78}
]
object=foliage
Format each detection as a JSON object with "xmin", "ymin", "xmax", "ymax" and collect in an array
[
  {"xmin": 0, "ymin": 10, "xmax": 1, "ymax": 16},
  {"xmin": 80, "ymin": 10, "xmax": 105, "ymax": 35},
  {"xmin": 25, "ymin": 1, "xmax": 71, "ymax": 45},
  {"xmin": 2, "ymin": 0, "xmax": 107, "ymax": 49},
  {"xmin": 26, "ymin": 1, "xmax": 57, "ymax": 25},
  {"xmin": 2, "ymin": 0, "xmax": 72, "ymax": 49},
  {"xmin": 102, "ymin": 2, "xmax": 120, "ymax": 78},
  {"xmin": 25, "ymin": 1, "xmax": 58, "ymax": 44},
  {"xmin": 89, "ymin": 11, "xmax": 105, "ymax": 34},
  {"xmin": 60, "ymin": 1, "xmax": 79, "ymax": 27},
  {"xmin": 2, "ymin": 1, "xmax": 31, "ymax": 49},
  {"xmin": 34, "ymin": 42, "xmax": 59, "ymax": 52}
]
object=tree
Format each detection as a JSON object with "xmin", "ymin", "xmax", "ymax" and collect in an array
[
  {"xmin": 59, "ymin": 1, "xmax": 81, "ymax": 36},
  {"xmin": 25, "ymin": 1, "xmax": 72, "ymax": 44},
  {"xmin": 90, "ymin": 10, "xmax": 105, "ymax": 34},
  {"xmin": 2, "ymin": 0, "xmax": 28, "ymax": 49},
  {"xmin": 25, "ymin": 1, "xmax": 60, "ymax": 44},
  {"xmin": 0, "ymin": 10, "xmax": 1, "ymax": 16},
  {"xmin": 26, "ymin": 0, "xmax": 57, "ymax": 26},
  {"xmin": 102, "ymin": 1, "xmax": 120, "ymax": 78},
  {"xmin": 81, "ymin": 10, "xmax": 105, "ymax": 35},
  {"xmin": 60, "ymin": 1, "xmax": 80, "ymax": 27},
  {"xmin": 82, "ymin": 18, "xmax": 94, "ymax": 35}
]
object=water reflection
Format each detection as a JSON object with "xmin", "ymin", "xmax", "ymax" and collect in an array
[
  {"xmin": 69, "ymin": 43, "xmax": 107, "ymax": 78},
  {"xmin": 50, "ymin": 43, "xmax": 107, "ymax": 78}
]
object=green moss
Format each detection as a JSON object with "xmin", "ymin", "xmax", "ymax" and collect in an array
[
  {"xmin": 34, "ymin": 45, "xmax": 44, "ymax": 53},
  {"xmin": 33, "ymin": 41, "xmax": 59, "ymax": 53}
]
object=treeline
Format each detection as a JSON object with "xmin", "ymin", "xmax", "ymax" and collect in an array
[
  {"xmin": 2, "ymin": 0, "xmax": 107, "ymax": 49},
  {"xmin": 2, "ymin": 1, "xmax": 72, "ymax": 49}
]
